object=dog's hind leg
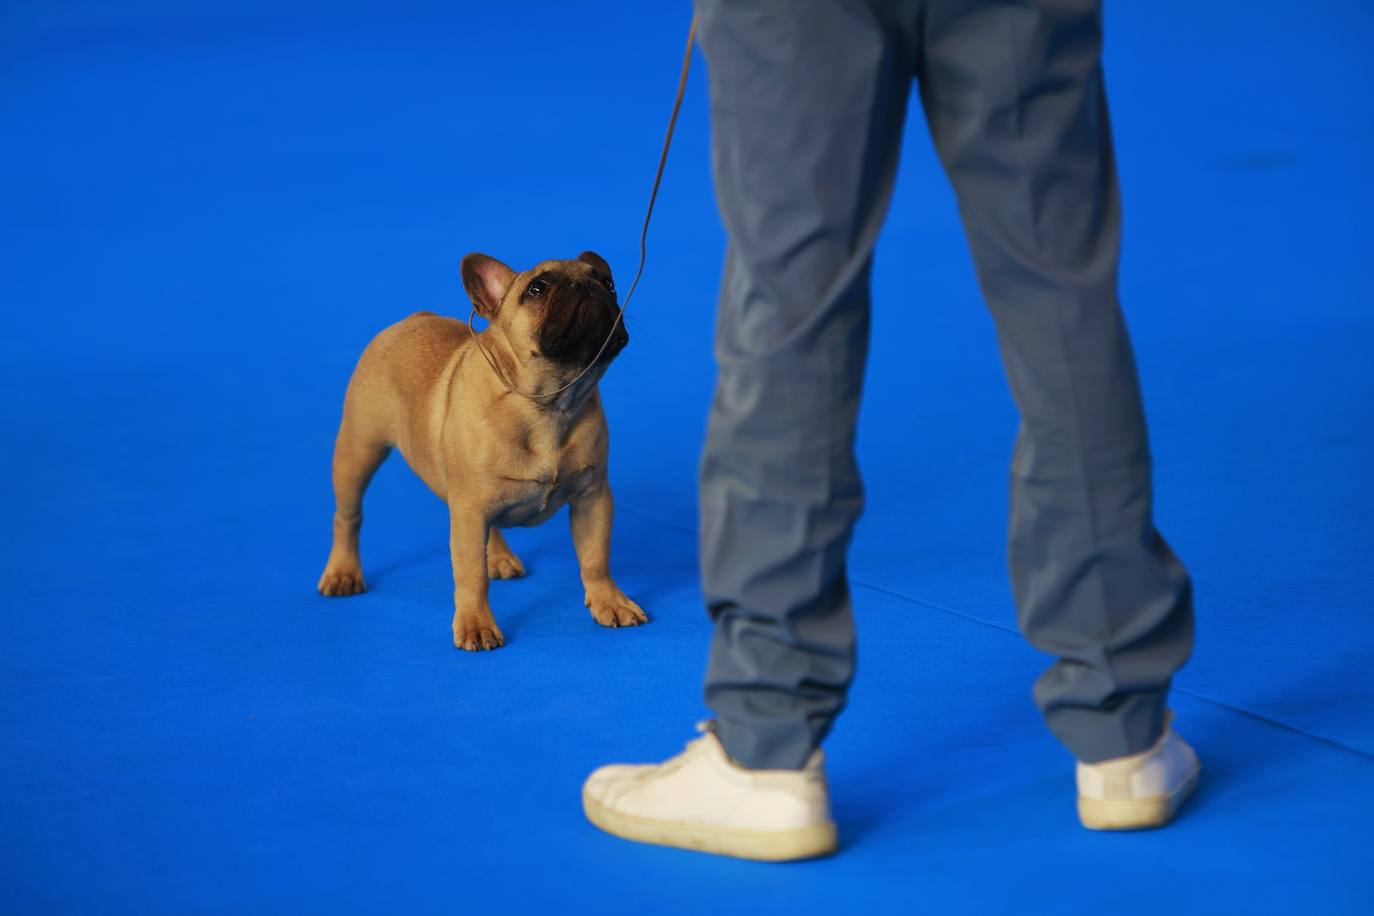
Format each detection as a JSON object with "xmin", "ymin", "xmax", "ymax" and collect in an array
[
  {"xmin": 318, "ymin": 409, "xmax": 391, "ymax": 597},
  {"xmin": 486, "ymin": 528, "xmax": 526, "ymax": 580}
]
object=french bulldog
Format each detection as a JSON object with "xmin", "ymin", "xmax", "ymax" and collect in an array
[{"xmin": 316, "ymin": 251, "xmax": 646, "ymax": 650}]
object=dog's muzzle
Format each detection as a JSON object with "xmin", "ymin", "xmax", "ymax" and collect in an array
[{"xmin": 540, "ymin": 295, "xmax": 628, "ymax": 365}]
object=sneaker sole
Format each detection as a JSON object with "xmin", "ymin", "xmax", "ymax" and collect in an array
[
  {"xmin": 582, "ymin": 788, "xmax": 838, "ymax": 862},
  {"xmin": 1078, "ymin": 764, "xmax": 1202, "ymax": 830}
]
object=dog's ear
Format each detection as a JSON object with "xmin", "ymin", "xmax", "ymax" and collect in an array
[
  {"xmin": 577, "ymin": 250, "xmax": 614, "ymax": 286},
  {"xmin": 461, "ymin": 253, "xmax": 517, "ymax": 318}
]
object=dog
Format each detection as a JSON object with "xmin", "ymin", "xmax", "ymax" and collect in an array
[{"xmin": 316, "ymin": 251, "xmax": 646, "ymax": 650}]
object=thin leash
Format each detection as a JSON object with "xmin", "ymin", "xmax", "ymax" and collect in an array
[{"xmin": 466, "ymin": 14, "xmax": 698, "ymax": 403}]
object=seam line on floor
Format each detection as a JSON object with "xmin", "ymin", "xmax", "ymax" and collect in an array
[
  {"xmin": 616, "ymin": 502, "xmax": 1374, "ymax": 765},
  {"xmin": 850, "ymin": 578, "xmax": 1374, "ymax": 765}
]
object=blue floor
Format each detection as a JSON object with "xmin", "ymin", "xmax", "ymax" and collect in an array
[{"xmin": 3, "ymin": 1, "xmax": 1372, "ymax": 912}]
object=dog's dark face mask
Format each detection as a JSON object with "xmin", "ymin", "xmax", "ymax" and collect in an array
[{"xmin": 526, "ymin": 251, "xmax": 628, "ymax": 368}]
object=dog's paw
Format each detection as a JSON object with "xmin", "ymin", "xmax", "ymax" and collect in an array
[
  {"xmin": 586, "ymin": 587, "xmax": 648, "ymax": 628},
  {"xmin": 318, "ymin": 566, "xmax": 366, "ymax": 597},
  {"xmin": 487, "ymin": 552, "xmax": 526, "ymax": 580},
  {"xmin": 453, "ymin": 614, "xmax": 506, "ymax": 652}
]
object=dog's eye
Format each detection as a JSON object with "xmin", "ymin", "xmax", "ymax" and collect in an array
[
  {"xmin": 526, "ymin": 278, "xmax": 548, "ymax": 298},
  {"xmin": 602, "ymin": 278, "xmax": 615, "ymax": 293}
]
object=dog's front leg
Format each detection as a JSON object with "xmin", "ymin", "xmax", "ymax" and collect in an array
[
  {"xmin": 570, "ymin": 483, "xmax": 647, "ymax": 628},
  {"xmin": 450, "ymin": 505, "xmax": 504, "ymax": 650}
]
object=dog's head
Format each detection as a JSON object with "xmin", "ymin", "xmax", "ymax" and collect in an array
[{"xmin": 461, "ymin": 251, "xmax": 628, "ymax": 378}]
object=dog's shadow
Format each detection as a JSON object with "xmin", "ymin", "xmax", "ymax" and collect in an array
[{"xmin": 363, "ymin": 545, "xmax": 451, "ymax": 591}]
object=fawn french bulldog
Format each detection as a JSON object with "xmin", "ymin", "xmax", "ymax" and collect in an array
[{"xmin": 317, "ymin": 251, "xmax": 645, "ymax": 650}]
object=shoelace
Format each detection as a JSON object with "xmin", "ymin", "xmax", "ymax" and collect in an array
[{"xmin": 624, "ymin": 721, "xmax": 715, "ymax": 785}]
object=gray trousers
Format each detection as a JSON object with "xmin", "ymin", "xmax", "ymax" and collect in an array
[{"xmin": 697, "ymin": 0, "xmax": 1194, "ymax": 768}]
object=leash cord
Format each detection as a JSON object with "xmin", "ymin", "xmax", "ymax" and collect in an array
[{"xmin": 466, "ymin": 14, "xmax": 697, "ymax": 403}]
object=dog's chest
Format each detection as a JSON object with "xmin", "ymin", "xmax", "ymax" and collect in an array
[
  {"xmin": 487, "ymin": 433, "xmax": 598, "ymax": 528},
  {"xmin": 477, "ymin": 398, "xmax": 607, "ymax": 529}
]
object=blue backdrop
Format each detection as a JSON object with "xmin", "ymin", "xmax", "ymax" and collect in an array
[{"xmin": 3, "ymin": 1, "xmax": 1371, "ymax": 912}]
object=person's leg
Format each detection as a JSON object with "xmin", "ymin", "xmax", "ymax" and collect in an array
[
  {"xmin": 696, "ymin": 0, "xmax": 915, "ymax": 769},
  {"xmin": 918, "ymin": 0, "xmax": 1194, "ymax": 763}
]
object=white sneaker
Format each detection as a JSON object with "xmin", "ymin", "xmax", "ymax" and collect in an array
[
  {"xmin": 1076, "ymin": 713, "xmax": 1202, "ymax": 830},
  {"xmin": 582, "ymin": 722, "xmax": 838, "ymax": 861}
]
